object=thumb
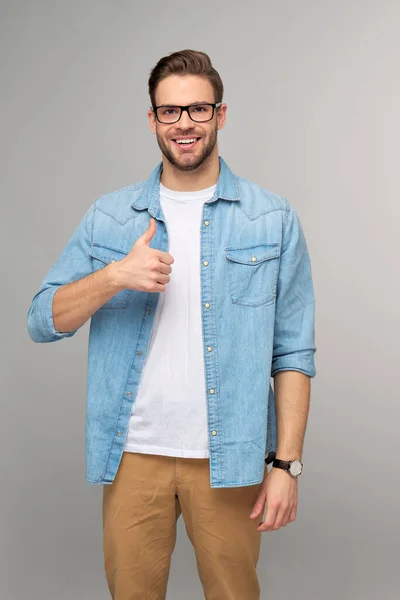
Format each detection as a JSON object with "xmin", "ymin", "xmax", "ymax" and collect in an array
[
  {"xmin": 249, "ymin": 492, "xmax": 266, "ymax": 518},
  {"xmin": 138, "ymin": 217, "xmax": 157, "ymax": 246}
]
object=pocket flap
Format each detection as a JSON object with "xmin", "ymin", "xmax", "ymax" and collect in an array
[
  {"xmin": 89, "ymin": 243, "xmax": 129, "ymax": 265},
  {"xmin": 225, "ymin": 243, "xmax": 280, "ymax": 265}
]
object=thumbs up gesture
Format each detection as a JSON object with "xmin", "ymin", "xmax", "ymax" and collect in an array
[{"xmin": 113, "ymin": 218, "xmax": 174, "ymax": 293}]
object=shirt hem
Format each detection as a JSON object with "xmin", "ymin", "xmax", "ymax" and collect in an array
[{"xmin": 123, "ymin": 444, "xmax": 209, "ymax": 459}]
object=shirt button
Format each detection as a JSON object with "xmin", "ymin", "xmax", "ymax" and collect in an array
[
  {"xmin": 111, "ymin": 259, "xmax": 116, "ymax": 263},
  {"xmin": 203, "ymin": 260, "xmax": 209, "ymax": 266},
  {"xmin": 211, "ymin": 430, "xmax": 217, "ymax": 436},
  {"xmin": 251, "ymin": 257, "xmax": 257, "ymax": 262},
  {"xmin": 204, "ymin": 220, "xmax": 210, "ymax": 226},
  {"xmin": 146, "ymin": 309, "xmax": 152, "ymax": 315},
  {"xmin": 137, "ymin": 351, "xmax": 142, "ymax": 356},
  {"xmin": 204, "ymin": 303, "xmax": 210, "ymax": 309},
  {"xmin": 207, "ymin": 346, "xmax": 212, "ymax": 352},
  {"xmin": 126, "ymin": 392, "xmax": 132, "ymax": 396},
  {"xmin": 117, "ymin": 431, "xmax": 122, "ymax": 436},
  {"xmin": 209, "ymin": 389, "xmax": 215, "ymax": 394}
]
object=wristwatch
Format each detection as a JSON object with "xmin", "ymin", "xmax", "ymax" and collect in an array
[{"xmin": 271, "ymin": 457, "xmax": 303, "ymax": 477}]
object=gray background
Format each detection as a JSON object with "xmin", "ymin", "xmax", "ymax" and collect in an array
[{"xmin": 1, "ymin": 0, "xmax": 399, "ymax": 598}]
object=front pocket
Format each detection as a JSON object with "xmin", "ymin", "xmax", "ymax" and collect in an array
[
  {"xmin": 89, "ymin": 243, "xmax": 131, "ymax": 309},
  {"xmin": 224, "ymin": 242, "xmax": 281, "ymax": 307}
]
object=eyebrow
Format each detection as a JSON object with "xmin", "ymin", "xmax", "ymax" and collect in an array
[{"xmin": 157, "ymin": 101, "xmax": 212, "ymax": 107}]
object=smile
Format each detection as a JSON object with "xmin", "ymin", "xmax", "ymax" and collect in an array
[{"xmin": 172, "ymin": 137, "xmax": 201, "ymax": 149}]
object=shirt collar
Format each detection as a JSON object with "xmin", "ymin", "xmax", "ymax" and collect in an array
[{"xmin": 131, "ymin": 155, "xmax": 240, "ymax": 215}]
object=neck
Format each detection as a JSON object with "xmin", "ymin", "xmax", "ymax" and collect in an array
[{"xmin": 160, "ymin": 149, "xmax": 220, "ymax": 192}]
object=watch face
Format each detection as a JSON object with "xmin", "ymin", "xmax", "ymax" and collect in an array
[{"xmin": 289, "ymin": 460, "xmax": 302, "ymax": 476}]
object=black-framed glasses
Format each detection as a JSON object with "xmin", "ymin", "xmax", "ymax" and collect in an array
[{"xmin": 152, "ymin": 102, "xmax": 222, "ymax": 124}]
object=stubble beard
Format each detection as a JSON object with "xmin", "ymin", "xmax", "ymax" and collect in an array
[{"xmin": 156, "ymin": 125, "xmax": 218, "ymax": 172}]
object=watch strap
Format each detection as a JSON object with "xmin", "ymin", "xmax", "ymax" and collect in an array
[
  {"xmin": 272, "ymin": 458, "xmax": 292, "ymax": 471},
  {"xmin": 264, "ymin": 451, "xmax": 276, "ymax": 465}
]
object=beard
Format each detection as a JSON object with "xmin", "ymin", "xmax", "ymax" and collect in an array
[{"xmin": 156, "ymin": 124, "xmax": 218, "ymax": 172}]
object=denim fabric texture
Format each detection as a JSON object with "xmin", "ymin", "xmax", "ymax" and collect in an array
[{"xmin": 27, "ymin": 156, "xmax": 316, "ymax": 487}]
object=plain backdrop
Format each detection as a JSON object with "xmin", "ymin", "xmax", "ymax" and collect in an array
[{"xmin": 1, "ymin": 1, "xmax": 399, "ymax": 599}]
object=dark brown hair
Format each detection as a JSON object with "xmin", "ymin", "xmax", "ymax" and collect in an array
[{"xmin": 148, "ymin": 49, "xmax": 224, "ymax": 109}]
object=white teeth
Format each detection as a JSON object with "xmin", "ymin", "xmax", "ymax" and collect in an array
[{"xmin": 176, "ymin": 138, "xmax": 197, "ymax": 144}]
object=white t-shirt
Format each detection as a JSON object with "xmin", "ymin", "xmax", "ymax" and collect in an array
[{"xmin": 123, "ymin": 182, "xmax": 216, "ymax": 458}]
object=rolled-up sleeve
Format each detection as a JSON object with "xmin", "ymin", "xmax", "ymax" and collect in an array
[
  {"xmin": 27, "ymin": 202, "xmax": 95, "ymax": 343},
  {"xmin": 271, "ymin": 199, "xmax": 317, "ymax": 378}
]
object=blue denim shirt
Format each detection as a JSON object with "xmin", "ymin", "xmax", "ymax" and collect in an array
[{"xmin": 27, "ymin": 156, "xmax": 316, "ymax": 488}]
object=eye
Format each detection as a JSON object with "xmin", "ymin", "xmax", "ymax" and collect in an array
[{"xmin": 160, "ymin": 107, "xmax": 178, "ymax": 116}]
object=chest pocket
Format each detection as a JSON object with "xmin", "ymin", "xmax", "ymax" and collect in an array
[
  {"xmin": 225, "ymin": 243, "xmax": 281, "ymax": 308},
  {"xmin": 89, "ymin": 243, "xmax": 132, "ymax": 309}
]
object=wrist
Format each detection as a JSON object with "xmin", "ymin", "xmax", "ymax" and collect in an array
[
  {"xmin": 104, "ymin": 261, "xmax": 126, "ymax": 293},
  {"xmin": 275, "ymin": 456, "xmax": 302, "ymax": 462},
  {"xmin": 272, "ymin": 457, "xmax": 303, "ymax": 477},
  {"xmin": 275, "ymin": 449, "xmax": 302, "ymax": 462}
]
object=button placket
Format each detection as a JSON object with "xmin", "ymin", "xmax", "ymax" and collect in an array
[
  {"xmin": 106, "ymin": 225, "xmax": 168, "ymax": 479},
  {"xmin": 200, "ymin": 203, "xmax": 223, "ymax": 481}
]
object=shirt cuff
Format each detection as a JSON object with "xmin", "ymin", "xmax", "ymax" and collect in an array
[
  {"xmin": 271, "ymin": 354, "xmax": 316, "ymax": 378},
  {"xmin": 41, "ymin": 286, "xmax": 77, "ymax": 340}
]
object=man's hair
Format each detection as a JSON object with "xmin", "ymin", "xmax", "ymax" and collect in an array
[{"xmin": 148, "ymin": 49, "xmax": 224, "ymax": 109}]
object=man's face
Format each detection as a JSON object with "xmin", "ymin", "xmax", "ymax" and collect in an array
[{"xmin": 148, "ymin": 75, "xmax": 227, "ymax": 172}]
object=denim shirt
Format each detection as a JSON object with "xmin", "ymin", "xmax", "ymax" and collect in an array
[{"xmin": 27, "ymin": 156, "xmax": 316, "ymax": 488}]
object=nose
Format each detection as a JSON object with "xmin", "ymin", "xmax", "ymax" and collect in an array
[{"xmin": 179, "ymin": 108, "xmax": 194, "ymax": 128}]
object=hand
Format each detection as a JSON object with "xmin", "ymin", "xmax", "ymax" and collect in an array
[
  {"xmin": 114, "ymin": 218, "xmax": 174, "ymax": 293},
  {"xmin": 249, "ymin": 467, "xmax": 298, "ymax": 532}
]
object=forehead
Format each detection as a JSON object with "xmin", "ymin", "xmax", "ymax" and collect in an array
[{"xmin": 155, "ymin": 75, "xmax": 214, "ymax": 105}]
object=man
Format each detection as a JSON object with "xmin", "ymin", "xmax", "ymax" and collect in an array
[{"xmin": 27, "ymin": 49, "xmax": 316, "ymax": 600}]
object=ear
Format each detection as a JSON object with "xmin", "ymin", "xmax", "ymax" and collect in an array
[
  {"xmin": 148, "ymin": 109, "xmax": 157, "ymax": 134},
  {"xmin": 217, "ymin": 103, "xmax": 227, "ymax": 131}
]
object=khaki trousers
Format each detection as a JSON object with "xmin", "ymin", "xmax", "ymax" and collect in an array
[{"xmin": 102, "ymin": 451, "xmax": 266, "ymax": 599}]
